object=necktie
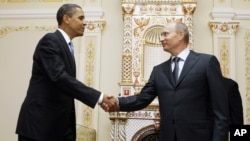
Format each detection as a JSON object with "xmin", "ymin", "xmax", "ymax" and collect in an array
[
  {"xmin": 173, "ymin": 57, "xmax": 181, "ymax": 84},
  {"xmin": 68, "ymin": 41, "xmax": 74, "ymax": 58}
]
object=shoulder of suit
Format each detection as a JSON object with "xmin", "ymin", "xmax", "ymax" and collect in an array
[{"xmin": 191, "ymin": 51, "xmax": 217, "ymax": 60}]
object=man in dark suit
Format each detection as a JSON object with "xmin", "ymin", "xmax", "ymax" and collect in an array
[
  {"xmin": 224, "ymin": 77, "xmax": 244, "ymax": 125},
  {"xmin": 103, "ymin": 22, "xmax": 229, "ymax": 141},
  {"xmin": 16, "ymin": 4, "xmax": 116, "ymax": 141}
]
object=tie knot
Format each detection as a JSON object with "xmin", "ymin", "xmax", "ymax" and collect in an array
[
  {"xmin": 173, "ymin": 57, "xmax": 180, "ymax": 63},
  {"xmin": 69, "ymin": 41, "xmax": 73, "ymax": 47},
  {"xmin": 68, "ymin": 41, "xmax": 74, "ymax": 57}
]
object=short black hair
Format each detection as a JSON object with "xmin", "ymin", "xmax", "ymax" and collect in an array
[{"xmin": 56, "ymin": 3, "xmax": 82, "ymax": 25}]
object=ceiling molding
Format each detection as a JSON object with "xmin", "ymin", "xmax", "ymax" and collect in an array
[{"xmin": 211, "ymin": 8, "xmax": 250, "ymax": 20}]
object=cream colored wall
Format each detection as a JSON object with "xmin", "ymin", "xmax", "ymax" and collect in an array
[
  {"xmin": 0, "ymin": 0, "xmax": 250, "ymax": 141},
  {"xmin": 96, "ymin": 1, "xmax": 123, "ymax": 140},
  {"xmin": 231, "ymin": 1, "xmax": 250, "ymax": 124}
]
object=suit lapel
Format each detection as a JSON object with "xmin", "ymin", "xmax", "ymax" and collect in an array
[
  {"xmin": 177, "ymin": 51, "xmax": 199, "ymax": 85},
  {"xmin": 163, "ymin": 58, "xmax": 176, "ymax": 86},
  {"xmin": 55, "ymin": 31, "xmax": 76, "ymax": 76}
]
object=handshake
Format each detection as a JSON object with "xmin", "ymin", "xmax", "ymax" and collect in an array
[{"xmin": 100, "ymin": 94, "xmax": 120, "ymax": 112}]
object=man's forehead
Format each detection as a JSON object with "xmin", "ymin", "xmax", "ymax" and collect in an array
[
  {"xmin": 162, "ymin": 23, "xmax": 175, "ymax": 31},
  {"xmin": 73, "ymin": 8, "xmax": 85, "ymax": 17}
]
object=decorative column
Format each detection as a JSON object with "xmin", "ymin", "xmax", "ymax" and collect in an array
[
  {"xmin": 75, "ymin": 2, "xmax": 106, "ymax": 130},
  {"xmin": 209, "ymin": 21, "xmax": 239, "ymax": 78},
  {"xmin": 245, "ymin": 31, "xmax": 250, "ymax": 124},
  {"xmin": 109, "ymin": 112, "xmax": 128, "ymax": 141},
  {"xmin": 111, "ymin": 1, "xmax": 197, "ymax": 141},
  {"xmin": 120, "ymin": 3, "xmax": 135, "ymax": 84},
  {"xmin": 182, "ymin": 2, "xmax": 197, "ymax": 49},
  {"xmin": 76, "ymin": 19, "xmax": 106, "ymax": 129}
]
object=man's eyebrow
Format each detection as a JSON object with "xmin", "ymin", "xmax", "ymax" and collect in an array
[
  {"xmin": 161, "ymin": 31, "xmax": 168, "ymax": 35},
  {"xmin": 79, "ymin": 15, "xmax": 85, "ymax": 19}
]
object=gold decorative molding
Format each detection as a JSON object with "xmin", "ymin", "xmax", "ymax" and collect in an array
[
  {"xmin": 120, "ymin": 1, "xmax": 196, "ymax": 85},
  {"xmin": 85, "ymin": 37, "xmax": 96, "ymax": 87},
  {"xmin": 86, "ymin": 20, "xmax": 106, "ymax": 32},
  {"xmin": 0, "ymin": 0, "xmax": 68, "ymax": 3},
  {"xmin": 245, "ymin": 30, "xmax": 250, "ymax": 124},
  {"xmin": 218, "ymin": 37, "xmax": 230, "ymax": 77},
  {"xmin": 209, "ymin": 21, "xmax": 239, "ymax": 79},
  {"xmin": 35, "ymin": 26, "xmax": 57, "ymax": 31},
  {"xmin": 0, "ymin": 26, "xmax": 30, "ymax": 38},
  {"xmin": 121, "ymin": 54, "xmax": 133, "ymax": 84},
  {"xmin": 111, "ymin": 1, "xmax": 196, "ymax": 140},
  {"xmin": 2, "ymin": 0, "xmax": 27, "ymax": 3},
  {"xmin": 209, "ymin": 22, "xmax": 239, "ymax": 35},
  {"xmin": 121, "ymin": 0, "xmax": 196, "ymax": 2},
  {"xmin": 0, "ymin": 21, "xmax": 104, "ymax": 38},
  {"xmin": 82, "ymin": 36, "xmax": 96, "ymax": 127},
  {"xmin": 0, "ymin": 25, "xmax": 57, "ymax": 38}
]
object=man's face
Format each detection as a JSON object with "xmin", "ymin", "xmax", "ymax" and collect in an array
[
  {"xmin": 66, "ymin": 7, "xmax": 86, "ymax": 38},
  {"xmin": 159, "ymin": 23, "xmax": 180, "ymax": 53}
]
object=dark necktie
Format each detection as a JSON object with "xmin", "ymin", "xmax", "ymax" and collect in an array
[
  {"xmin": 68, "ymin": 41, "xmax": 74, "ymax": 57},
  {"xmin": 173, "ymin": 57, "xmax": 181, "ymax": 84}
]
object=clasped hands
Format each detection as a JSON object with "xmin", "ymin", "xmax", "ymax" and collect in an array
[{"xmin": 101, "ymin": 94, "xmax": 120, "ymax": 112}]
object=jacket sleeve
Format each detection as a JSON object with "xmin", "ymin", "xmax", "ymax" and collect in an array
[{"xmin": 34, "ymin": 33, "xmax": 101, "ymax": 108}]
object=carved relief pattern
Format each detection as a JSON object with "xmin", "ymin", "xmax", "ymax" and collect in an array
[
  {"xmin": 0, "ymin": 26, "xmax": 30, "ymax": 38},
  {"xmin": 82, "ymin": 37, "xmax": 96, "ymax": 127},
  {"xmin": 86, "ymin": 20, "xmax": 106, "ymax": 33},
  {"xmin": 81, "ymin": 21, "xmax": 105, "ymax": 127},
  {"xmin": 109, "ymin": 120, "xmax": 116, "ymax": 141},
  {"xmin": 121, "ymin": 0, "xmax": 196, "ymax": 2},
  {"xmin": 0, "ymin": 0, "xmax": 68, "ymax": 3},
  {"xmin": 121, "ymin": 4, "xmax": 134, "ymax": 84},
  {"xmin": 121, "ymin": 1, "xmax": 196, "ymax": 85},
  {"xmin": 245, "ymin": 30, "xmax": 250, "ymax": 124},
  {"xmin": 121, "ymin": 55, "xmax": 133, "ymax": 83},
  {"xmin": 131, "ymin": 125, "xmax": 156, "ymax": 141},
  {"xmin": 0, "ymin": 21, "xmax": 104, "ymax": 38},
  {"xmin": 85, "ymin": 37, "xmax": 95, "ymax": 88},
  {"xmin": 209, "ymin": 22, "xmax": 239, "ymax": 35},
  {"xmin": 118, "ymin": 119, "xmax": 127, "ymax": 141},
  {"xmin": 182, "ymin": 3, "xmax": 196, "ymax": 49},
  {"xmin": 127, "ymin": 111, "xmax": 153, "ymax": 119},
  {"xmin": 209, "ymin": 22, "xmax": 239, "ymax": 77},
  {"xmin": 35, "ymin": 26, "xmax": 57, "ymax": 31},
  {"xmin": 114, "ymin": 1, "xmax": 196, "ymax": 140},
  {"xmin": 218, "ymin": 38, "xmax": 230, "ymax": 77}
]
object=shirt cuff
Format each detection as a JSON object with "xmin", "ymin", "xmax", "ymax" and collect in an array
[{"xmin": 98, "ymin": 93, "xmax": 104, "ymax": 104}]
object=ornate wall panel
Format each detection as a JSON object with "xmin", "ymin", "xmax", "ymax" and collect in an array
[
  {"xmin": 209, "ymin": 21, "xmax": 239, "ymax": 78},
  {"xmin": 109, "ymin": 0, "xmax": 196, "ymax": 141},
  {"xmin": 78, "ymin": 20, "xmax": 106, "ymax": 128},
  {"xmin": 209, "ymin": 3, "xmax": 250, "ymax": 124}
]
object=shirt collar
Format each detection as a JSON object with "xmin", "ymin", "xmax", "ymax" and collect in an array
[
  {"xmin": 172, "ymin": 48, "xmax": 190, "ymax": 61},
  {"xmin": 57, "ymin": 28, "xmax": 71, "ymax": 44}
]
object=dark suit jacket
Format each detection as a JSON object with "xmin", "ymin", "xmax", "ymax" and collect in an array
[
  {"xmin": 16, "ymin": 30, "xmax": 101, "ymax": 141},
  {"xmin": 224, "ymin": 77, "xmax": 243, "ymax": 125},
  {"xmin": 119, "ymin": 51, "xmax": 229, "ymax": 141}
]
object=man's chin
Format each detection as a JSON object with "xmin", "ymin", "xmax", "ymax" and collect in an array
[{"xmin": 78, "ymin": 33, "xmax": 84, "ymax": 36}]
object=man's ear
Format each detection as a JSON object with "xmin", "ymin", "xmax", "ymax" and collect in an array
[
  {"xmin": 63, "ymin": 15, "xmax": 70, "ymax": 24},
  {"xmin": 178, "ymin": 31, "xmax": 185, "ymax": 41}
]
